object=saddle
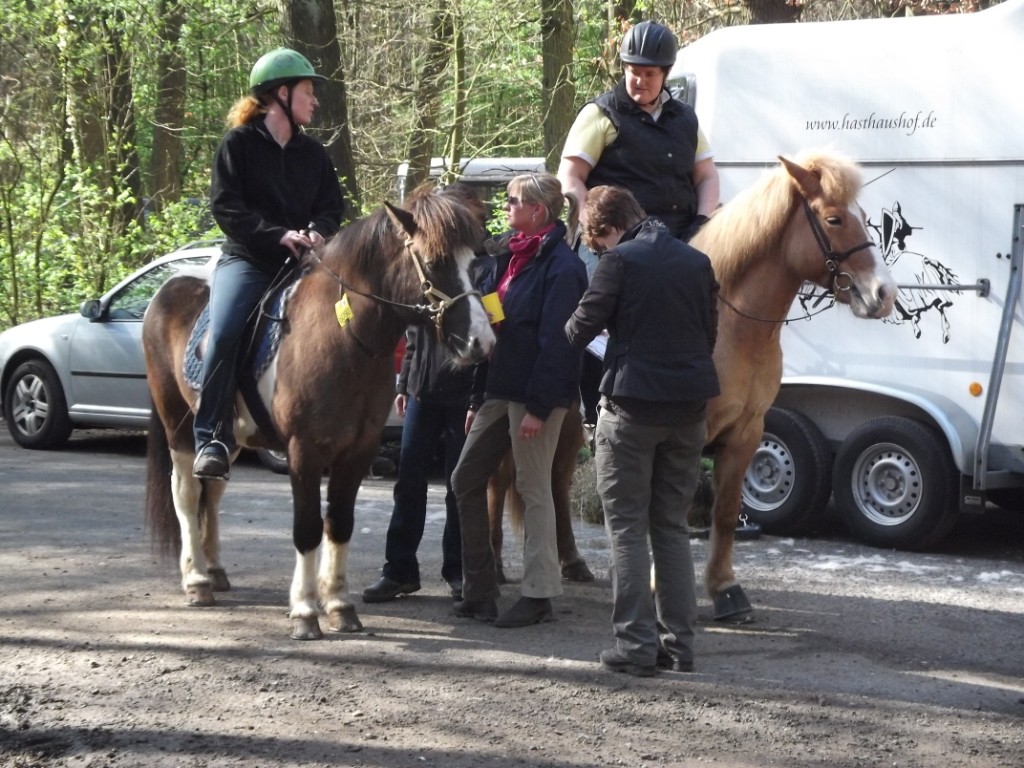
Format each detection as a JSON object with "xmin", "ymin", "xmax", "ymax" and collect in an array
[{"xmin": 183, "ymin": 271, "xmax": 304, "ymax": 441}]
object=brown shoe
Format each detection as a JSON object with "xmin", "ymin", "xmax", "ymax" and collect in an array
[
  {"xmin": 493, "ymin": 597, "xmax": 554, "ymax": 628},
  {"xmin": 452, "ymin": 598, "xmax": 497, "ymax": 622}
]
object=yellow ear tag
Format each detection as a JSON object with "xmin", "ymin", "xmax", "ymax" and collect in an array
[
  {"xmin": 335, "ymin": 295, "xmax": 353, "ymax": 327},
  {"xmin": 480, "ymin": 291, "xmax": 504, "ymax": 324}
]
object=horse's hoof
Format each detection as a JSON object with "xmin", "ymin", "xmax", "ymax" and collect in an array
[
  {"xmin": 290, "ymin": 616, "xmax": 324, "ymax": 640},
  {"xmin": 208, "ymin": 568, "xmax": 231, "ymax": 592},
  {"xmin": 328, "ymin": 605, "xmax": 363, "ymax": 633},
  {"xmin": 561, "ymin": 560, "xmax": 595, "ymax": 582},
  {"xmin": 186, "ymin": 584, "xmax": 215, "ymax": 607},
  {"xmin": 713, "ymin": 585, "xmax": 754, "ymax": 623}
]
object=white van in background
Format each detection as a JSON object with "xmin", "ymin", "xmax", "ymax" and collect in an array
[
  {"xmin": 395, "ymin": 157, "xmax": 545, "ymax": 203},
  {"xmin": 669, "ymin": 0, "xmax": 1024, "ymax": 549}
]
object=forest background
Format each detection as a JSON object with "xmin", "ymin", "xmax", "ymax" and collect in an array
[{"xmin": 0, "ymin": 0, "xmax": 994, "ymax": 329}]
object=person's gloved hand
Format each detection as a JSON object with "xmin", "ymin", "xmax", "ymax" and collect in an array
[{"xmin": 679, "ymin": 214, "xmax": 709, "ymax": 242}]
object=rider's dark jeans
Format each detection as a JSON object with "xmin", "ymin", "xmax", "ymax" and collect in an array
[
  {"xmin": 381, "ymin": 394, "xmax": 466, "ymax": 585},
  {"xmin": 194, "ymin": 255, "xmax": 275, "ymax": 453}
]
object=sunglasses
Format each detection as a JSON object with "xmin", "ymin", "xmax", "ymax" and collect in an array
[{"xmin": 507, "ymin": 196, "xmax": 525, "ymax": 207}]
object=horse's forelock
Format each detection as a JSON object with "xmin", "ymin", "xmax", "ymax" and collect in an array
[
  {"xmin": 405, "ymin": 190, "xmax": 482, "ymax": 264},
  {"xmin": 792, "ymin": 149, "xmax": 862, "ymax": 204}
]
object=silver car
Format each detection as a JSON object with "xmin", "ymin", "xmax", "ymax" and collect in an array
[
  {"xmin": 0, "ymin": 242, "xmax": 221, "ymax": 449},
  {"xmin": 0, "ymin": 242, "xmax": 403, "ymax": 475}
]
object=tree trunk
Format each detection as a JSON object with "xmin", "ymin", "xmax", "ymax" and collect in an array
[
  {"xmin": 746, "ymin": 0, "xmax": 802, "ymax": 25},
  {"xmin": 541, "ymin": 0, "xmax": 576, "ymax": 171},
  {"xmin": 444, "ymin": 11, "xmax": 466, "ymax": 186},
  {"xmin": 277, "ymin": 0, "xmax": 361, "ymax": 212},
  {"xmin": 406, "ymin": 5, "xmax": 455, "ymax": 194},
  {"xmin": 149, "ymin": 0, "xmax": 186, "ymax": 209}
]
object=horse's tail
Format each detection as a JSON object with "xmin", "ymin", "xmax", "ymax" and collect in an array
[{"xmin": 145, "ymin": 408, "xmax": 181, "ymax": 560}]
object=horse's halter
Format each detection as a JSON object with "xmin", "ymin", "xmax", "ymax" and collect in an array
[
  {"xmin": 310, "ymin": 234, "xmax": 478, "ymax": 341},
  {"xmin": 398, "ymin": 235, "xmax": 481, "ymax": 341},
  {"xmin": 800, "ymin": 198, "xmax": 875, "ymax": 294}
]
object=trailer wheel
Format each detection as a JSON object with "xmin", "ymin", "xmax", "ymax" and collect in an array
[
  {"xmin": 740, "ymin": 407, "xmax": 833, "ymax": 535},
  {"xmin": 832, "ymin": 417, "xmax": 958, "ymax": 550}
]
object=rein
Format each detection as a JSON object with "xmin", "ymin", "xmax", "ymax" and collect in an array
[
  {"xmin": 310, "ymin": 236, "xmax": 480, "ymax": 337},
  {"xmin": 718, "ymin": 196, "xmax": 875, "ymax": 324}
]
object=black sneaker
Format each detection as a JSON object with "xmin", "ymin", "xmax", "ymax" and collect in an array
[
  {"xmin": 193, "ymin": 441, "xmax": 230, "ymax": 480},
  {"xmin": 600, "ymin": 648, "xmax": 657, "ymax": 678},
  {"xmin": 361, "ymin": 576, "xmax": 421, "ymax": 603},
  {"xmin": 656, "ymin": 646, "xmax": 695, "ymax": 673}
]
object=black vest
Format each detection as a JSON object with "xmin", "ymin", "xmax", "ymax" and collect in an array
[{"xmin": 587, "ymin": 80, "xmax": 699, "ymax": 237}]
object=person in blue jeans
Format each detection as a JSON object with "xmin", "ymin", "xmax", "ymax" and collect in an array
[
  {"xmin": 362, "ymin": 324, "xmax": 475, "ymax": 602},
  {"xmin": 193, "ymin": 48, "xmax": 345, "ymax": 479}
]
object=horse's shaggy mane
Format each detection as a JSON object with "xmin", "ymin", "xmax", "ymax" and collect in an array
[
  {"xmin": 323, "ymin": 184, "xmax": 484, "ymax": 281},
  {"xmin": 696, "ymin": 149, "xmax": 863, "ymax": 291}
]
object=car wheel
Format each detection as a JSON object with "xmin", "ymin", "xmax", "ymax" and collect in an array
[
  {"xmin": 3, "ymin": 359, "xmax": 74, "ymax": 449},
  {"xmin": 256, "ymin": 448, "xmax": 289, "ymax": 475},
  {"xmin": 740, "ymin": 407, "xmax": 833, "ymax": 535},
  {"xmin": 832, "ymin": 416, "xmax": 958, "ymax": 550}
]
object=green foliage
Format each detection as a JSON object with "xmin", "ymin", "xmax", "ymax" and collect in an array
[{"xmin": 1, "ymin": 0, "xmax": 991, "ymax": 331}]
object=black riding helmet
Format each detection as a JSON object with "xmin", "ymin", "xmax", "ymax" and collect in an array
[
  {"xmin": 619, "ymin": 21, "xmax": 678, "ymax": 69},
  {"xmin": 249, "ymin": 48, "xmax": 326, "ymax": 131}
]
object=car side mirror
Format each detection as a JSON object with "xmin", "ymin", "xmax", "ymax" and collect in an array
[{"xmin": 79, "ymin": 299, "xmax": 102, "ymax": 320}]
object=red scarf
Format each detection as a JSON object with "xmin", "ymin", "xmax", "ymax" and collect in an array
[{"xmin": 498, "ymin": 224, "xmax": 555, "ymax": 301}]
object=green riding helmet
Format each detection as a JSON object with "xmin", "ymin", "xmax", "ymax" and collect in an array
[
  {"xmin": 619, "ymin": 21, "xmax": 678, "ymax": 68},
  {"xmin": 249, "ymin": 48, "xmax": 326, "ymax": 94}
]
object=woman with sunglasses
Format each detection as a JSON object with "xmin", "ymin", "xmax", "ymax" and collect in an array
[{"xmin": 451, "ymin": 172, "xmax": 587, "ymax": 628}]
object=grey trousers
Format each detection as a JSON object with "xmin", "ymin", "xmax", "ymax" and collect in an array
[
  {"xmin": 595, "ymin": 409, "xmax": 705, "ymax": 665},
  {"xmin": 452, "ymin": 399, "xmax": 567, "ymax": 602}
]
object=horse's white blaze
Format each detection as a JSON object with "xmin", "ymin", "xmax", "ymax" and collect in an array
[
  {"xmin": 169, "ymin": 450, "xmax": 211, "ymax": 588},
  {"xmin": 289, "ymin": 550, "xmax": 319, "ymax": 620},
  {"xmin": 455, "ymin": 245, "xmax": 496, "ymax": 358},
  {"xmin": 844, "ymin": 202, "xmax": 897, "ymax": 320},
  {"xmin": 319, "ymin": 538, "xmax": 352, "ymax": 615}
]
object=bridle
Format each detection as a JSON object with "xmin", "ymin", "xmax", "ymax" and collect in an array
[
  {"xmin": 800, "ymin": 198, "xmax": 875, "ymax": 294},
  {"xmin": 311, "ymin": 235, "xmax": 480, "ymax": 339},
  {"xmin": 719, "ymin": 196, "xmax": 876, "ymax": 324}
]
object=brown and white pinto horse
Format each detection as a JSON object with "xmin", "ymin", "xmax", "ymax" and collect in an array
[
  {"xmin": 143, "ymin": 186, "xmax": 495, "ymax": 639},
  {"xmin": 695, "ymin": 151, "xmax": 895, "ymax": 620}
]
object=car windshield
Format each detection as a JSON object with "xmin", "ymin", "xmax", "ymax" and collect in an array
[{"xmin": 106, "ymin": 256, "xmax": 209, "ymax": 320}]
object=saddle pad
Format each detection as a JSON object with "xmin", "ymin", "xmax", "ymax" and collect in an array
[{"xmin": 182, "ymin": 279, "xmax": 296, "ymax": 392}]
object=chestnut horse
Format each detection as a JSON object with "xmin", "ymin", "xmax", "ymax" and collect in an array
[
  {"xmin": 491, "ymin": 151, "xmax": 896, "ymax": 621},
  {"xmin": 143, "ymin": 187, "xmax": 495, "ymax": 639}
]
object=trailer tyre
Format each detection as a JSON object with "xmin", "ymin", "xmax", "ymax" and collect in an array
[
  {"xmin": 832, "ymin": 417, "xmax": 958, "ymax": 550},
  {"xmin": 740, "ymin": 407, "xmax": 833, "ymax": 535}
]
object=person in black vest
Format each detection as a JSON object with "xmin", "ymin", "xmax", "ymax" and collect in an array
[
  {"xmin": 558, "ymin": 20, "xmax": 719, "ymax": 277},
  {"xmin": 565, "ymin": 185, "xmax": 720, "ymax": 677}
]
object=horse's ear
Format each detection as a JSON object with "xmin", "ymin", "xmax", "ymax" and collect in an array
[
  {"xmin": 383, "ymin": 201, "xmax": 417, "ymax": 239},
  {"xmin": 778, "ymin": 155, "xmax": 822, "ymax": 198}
]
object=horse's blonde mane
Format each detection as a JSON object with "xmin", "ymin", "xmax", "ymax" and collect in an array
[{"xmin": 697, "ymin": 149, "xmax": 863, "ymax": 291}]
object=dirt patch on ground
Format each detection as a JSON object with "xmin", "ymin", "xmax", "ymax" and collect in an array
[{"xmin": 1, "ymin": 430, "xmax": 1023, "ymax": 767}]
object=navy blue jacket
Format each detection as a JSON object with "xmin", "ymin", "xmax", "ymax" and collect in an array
[{"xmin": 478, "ymin": 223, "xmax": 587, "ymax": 420}]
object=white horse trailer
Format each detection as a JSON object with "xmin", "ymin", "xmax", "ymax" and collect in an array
[{"xmin": 669, "ymin": 0, "xmax": 1024, "ymax": 549}]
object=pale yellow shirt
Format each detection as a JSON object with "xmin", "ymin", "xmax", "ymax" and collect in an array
[{"xmin": 562, "ymin": 95, "xmax": 712, "ymax": 168}]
